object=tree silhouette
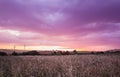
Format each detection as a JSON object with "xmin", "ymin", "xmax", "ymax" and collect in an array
[
  {"xmin": 0, "ymin": 51, "xmax": 7, "ymax": 56},
  {"xmin": 11, "ymin": 51, "xmax": 18, "ymax": 56},
  {"xmin": 73, "ymin": 50, "xmax": 77, "ymax": 54},
  {"xmin": 21, "ymin": 51, "xmax": 40, "ymax": 55}
]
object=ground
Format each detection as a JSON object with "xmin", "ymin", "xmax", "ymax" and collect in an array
[{"xmin": 0, "ymin": 55, "xmax": 120, "ymax": 77}]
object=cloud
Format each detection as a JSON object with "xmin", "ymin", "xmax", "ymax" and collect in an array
[{"xmin": 0, "ymin": 0, "xmax": 120, "ymax": 50}]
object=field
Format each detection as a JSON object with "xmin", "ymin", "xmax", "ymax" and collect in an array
[{"xmin": 0, "ymin": 55, "xmax": 120, "ymax": 77}]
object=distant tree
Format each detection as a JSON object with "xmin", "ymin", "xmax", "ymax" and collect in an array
[
  {"xmin": 73, "ymin": 50, "xmax": 77, "ymax": 54},
  {"xmin": 21, "ymin": 50, "xmax": 40, "ymax": 55},
  {"xmin": 64, "ymin": 51, "xmax": 70, "ymax": 55},
  {"xmin": 53, "ymin": 51, "xmax": 57, "ymax": 55},
  {"xmin": 0, "ymin": 51, "xmax": 7, "ymax": 56},
  {"xmin": 96, "ymin": 52, "xmax": 104, "ymax": 54},
  {"xmin": 56, "ymin": 51, "xmax": 70, "ymax": 55},
  {"xmin": 91, "ymin": 52, "xmax": 95, "ymax": 54},
  {"xmin": 11, "ymin": 51, "xmax": 18, "ymax": 56},
  {"xmin": 113, "ymin": 50, "xmax": 120, "ymax": 53},
  {"xmin": 57, "ymin": 51, "xmax": 63, "ymax": 55}
]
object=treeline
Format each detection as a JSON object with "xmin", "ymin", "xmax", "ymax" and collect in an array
[
  {"xmin": 0, "ymin": 49, "xmax": 120, "ymax": 56},
  {"xmin": 0, "ymin": 52, "xmax": 8, "ymax": 56},
  {"xmin": 6, "ymin": 50, "xmax": 78, "ymax": 56}
]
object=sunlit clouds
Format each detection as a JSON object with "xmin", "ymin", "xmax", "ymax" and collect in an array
[
  {"xmin": 0, "ymin": 0, "xmax": 120, "ymax": 50},
  {"xmin": 0, "ymin": 29, "xmax": 21, "ymax": 36}
]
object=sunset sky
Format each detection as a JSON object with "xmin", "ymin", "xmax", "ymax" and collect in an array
[{"xmin": 0, "ymin": 0, "xmax": 120, "ymax": 51}]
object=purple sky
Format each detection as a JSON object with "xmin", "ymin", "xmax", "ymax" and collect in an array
[{"xmin": 0, "ymin": 0, "xmax": 120, "ymax": 51}]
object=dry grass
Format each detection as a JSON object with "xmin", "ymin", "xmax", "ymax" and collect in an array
[{"xmin": 0, "ymin": 55, "xmax": 120, "ymax": 77}]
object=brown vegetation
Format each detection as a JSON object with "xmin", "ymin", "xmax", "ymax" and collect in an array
[{"xmin": 0, "ymin": 55, "xmax": 120, "ymax": 77}]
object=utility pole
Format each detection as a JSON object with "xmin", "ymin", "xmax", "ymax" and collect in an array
[
  {"xmin": 14, "ymin": 45, "xmax": 16, "ymax": 52},
  {"xmin": 24, "ymin": 44, "xmax": 26, "ymax": 51}
]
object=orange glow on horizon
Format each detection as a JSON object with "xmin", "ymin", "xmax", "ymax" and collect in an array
[{"xmin": 0, "ymin": 45, "xmax": 75, "ymax": 51}]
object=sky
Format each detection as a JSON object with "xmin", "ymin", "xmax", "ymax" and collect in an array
[{"xmin": 0, "ymin": 0, "xmax": 120, "ymax": 51}]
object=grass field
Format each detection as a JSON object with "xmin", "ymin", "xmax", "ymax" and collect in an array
[{"xmin": 0, "ymin": 55, "xmax": 120, "ymax": 77}]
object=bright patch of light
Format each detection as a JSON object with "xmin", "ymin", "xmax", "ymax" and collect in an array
[
  {"xmin": 27, "ymin": 46, "xmax": 62, "ymax": 50},
  {"xmin": 7, "ymin": 30, "xmax": 20, "ymax": 36},
  {"xmin": 0, "ymin": 29, "xmax": 21, "ymax": 36},
  {"xmin": 27, "ymin": 46, "xmax": 74, "ymax": 51}
]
